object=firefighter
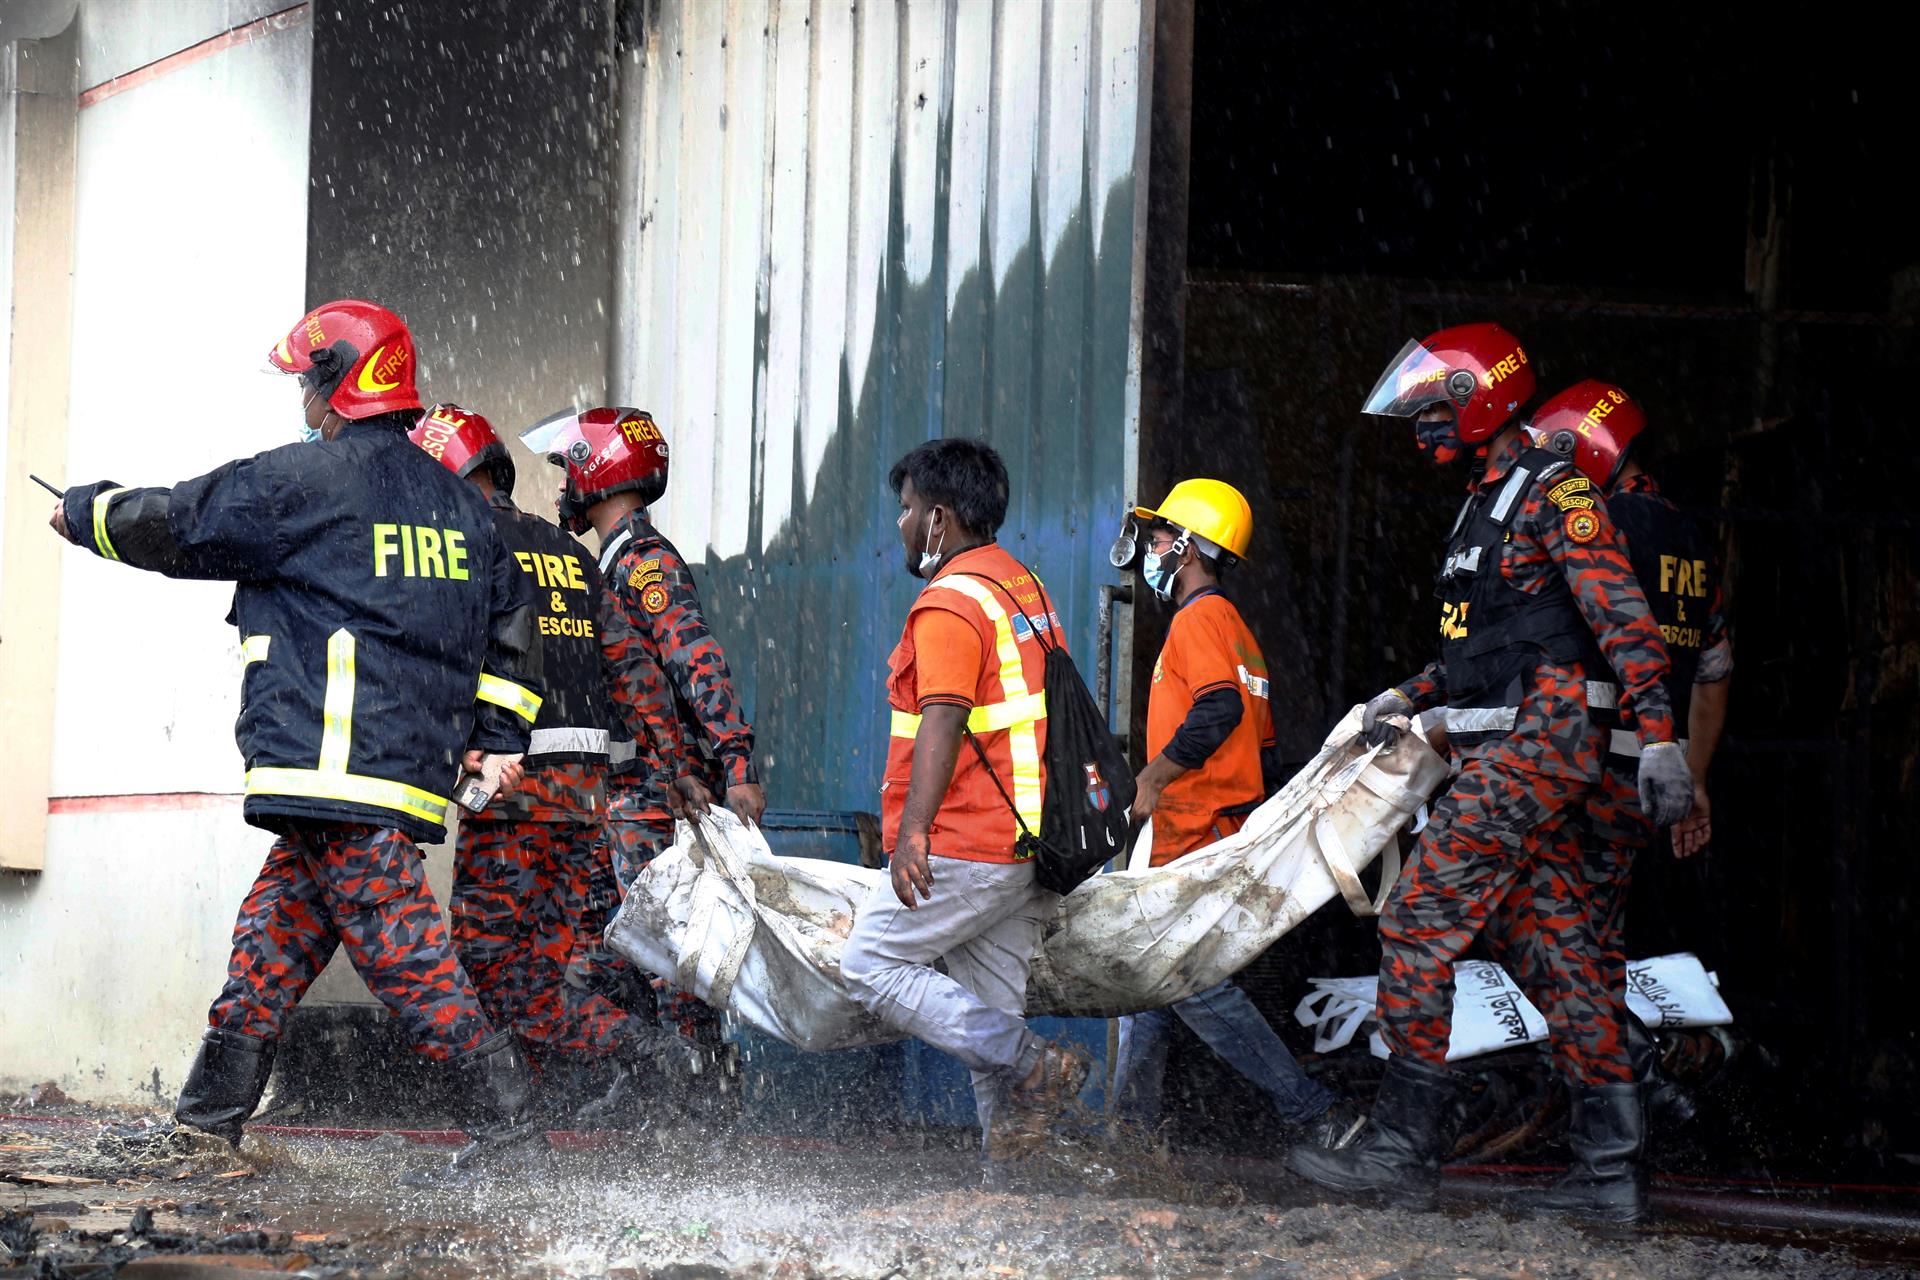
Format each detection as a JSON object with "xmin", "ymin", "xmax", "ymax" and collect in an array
[
  {"xmin": 1524, "ymin": 380, "xmax": 1733, "ymax": 1140},
  {"xmin": 1529, "ymin": 379, "xmax": 1732, "ymax": 858},
  {"xmin": 1110, "ymin": 479, "xmax": 1359, "ymax": 1148},
  {"xmin": 520, "ymin": 406, "xmax": 761, "ymax": 1079},
  {"xmin": 407, "ymin": 404, "xmax": 691, "ymax": 1118},
  {"xmin": 46, "ymin": 301, "xmax": 543, "ymax": 1170},
  {"xmin": 522, "ymin": 406, "xmax": 762, "ymax": 876},
  {"xmin": 838, "ymin": 438, "xmax": 1091, "ymax": 1172},
  {"xmin": 1288, "ymin": 324, "xmax": 1693, "ymax": 1222}
]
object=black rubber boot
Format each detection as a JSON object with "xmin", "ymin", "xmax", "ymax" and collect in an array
[
  {"xmin": 1286, "ymin": 1054, "xmax": 1467, "ymax": 1211},
  {"xmin": 1627, "ymin": 1013, "xmax": 1697, "ymax": 1129},
  {"xmin": 174, "ymin": 1028, "xmax": 275, "ymax": 1146},
  {"xmin": 1533, "ymin": 1082, "xmax": 1648, "ymax": 1223},
  {"xmin": 571, "ymin": 1026, "xmax": 702, "ymax": 1129},
  {"xmin": 403, "ymin": 1034, "xmax": 539, "ymax": 1187}
]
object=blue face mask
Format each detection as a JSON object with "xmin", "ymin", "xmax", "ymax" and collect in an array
[
  {"xmin": 1142, "ymin": 546, "xmax": 1180, "ymax": 601},
  {"xmin": 297, "ymin": 385, "xmax": 325, "ymax": 444}
]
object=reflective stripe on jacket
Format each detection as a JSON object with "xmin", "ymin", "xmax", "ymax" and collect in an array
[
  {"xmin": 471, "ymin": 492, "xmax": 609, "ymax": 822},
  {"xmin": 882, "ymin": 543, "xmax": 1057, "ymax": 863}
]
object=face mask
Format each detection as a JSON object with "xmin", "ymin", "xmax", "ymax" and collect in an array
[
  {"xmin": 1413, "ymin": 413, "xmax": 1463, "ymax": 466},
  {"xmin": 916, "ymin": 509, "xmax": 946, "ymax": 578},
  {"xmin": 297, "ymin": 385, "xmax": 324, "ymax": 445},
  {"xmin": 1142, "ymin": 544, "xmax": 1181, "ymax": 602}
]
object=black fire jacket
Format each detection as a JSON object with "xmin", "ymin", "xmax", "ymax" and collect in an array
[{"xmin": 61, "ymin": 415, "xmax": 541, "ymax": 843}]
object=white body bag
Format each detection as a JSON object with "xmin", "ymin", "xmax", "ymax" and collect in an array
[{"xmin": 605, "ymin": 707, "xmax": 1448, "ymax": 1052}]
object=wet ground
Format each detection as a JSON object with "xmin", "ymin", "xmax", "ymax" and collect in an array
[{"xmin": 4, "ymin": 1107, "xmax": 1916, "ymax": 1279}]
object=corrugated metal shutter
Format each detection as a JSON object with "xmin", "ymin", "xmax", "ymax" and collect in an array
[{"xmin": 613, "ymin": 0, "xmax": 1147, "ymax": 809}]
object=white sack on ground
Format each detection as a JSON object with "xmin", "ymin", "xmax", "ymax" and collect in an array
[
  {"xmin": 1294, "ymin": 952, "xmax": 1734, "ymax": 1063},
  {"xmin": 604, "ymin": 707, "xmax": 1449, "ymax": 1052},
  {"xmin": 1624, "ymin": 953, "xmax": 1732, "ymax": 1028},
  {"xmin": 1293, "ymin": 962, "xmax": 1547, "ymax": 1062}
]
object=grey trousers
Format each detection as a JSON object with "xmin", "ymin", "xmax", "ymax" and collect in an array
[{"xmin": 841, "ymin": 856, "xmax": 1052, "ymax": 1138}]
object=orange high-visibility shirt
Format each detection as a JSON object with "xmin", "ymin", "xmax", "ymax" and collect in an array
[
  {"xmin": 1145, "ymin": 591, "xmax": 1275, "ymax": 864},
  {"xmin": 882, "ymin": 543, "xmax": 1059, "ymax": 863}
]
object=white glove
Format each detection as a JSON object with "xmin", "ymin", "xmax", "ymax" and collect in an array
[{"xmin": 1637, "ymin": 742, "xmax": 1695, "ymax": 828}]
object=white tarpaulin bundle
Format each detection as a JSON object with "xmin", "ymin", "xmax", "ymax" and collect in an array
[{"xmin": 604, "ymin": 706, "xmax": 1449, "ymax": 1052}]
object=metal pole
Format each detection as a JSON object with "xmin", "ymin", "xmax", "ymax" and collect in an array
[{"xmin": 1095, "ymin": 581, "xmax": 1131, "ymax": 1119}]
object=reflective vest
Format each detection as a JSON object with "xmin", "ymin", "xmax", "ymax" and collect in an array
[
  {"xmin": 882, "ymin": 544, "xmax": 1057, "ymax": 862},
  {"xmin": 1600, "ymin": 479, "xmax": 1715, "ymax": 761},
  {"xmin": 467, "ymin": 494, "xmax": 610, "ymax": 822},
  {"xmin": 486, "ymin": 493, "xmax": 610, "ymax": 768},
  {"xmin": 1434, "ymin": 447, "xmax": 1609, "ymax": 750}
]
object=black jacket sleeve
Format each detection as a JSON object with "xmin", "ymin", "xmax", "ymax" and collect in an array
[
  {"xmin": 1162, "ymin": 686, "xmax": 1244, "ymax": 770},
  {"xmin": 62, "ymin": 455, "xmax": 286, "ymax": 580}
]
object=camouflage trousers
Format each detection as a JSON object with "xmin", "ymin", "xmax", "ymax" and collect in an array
[
  {"xmin": 208, "ymin": 825, "xmax": 492, "ymax": 1061},
  {"xmin": 451, "ymin": 819, "xmax": 639, "ymax": 1060},
  {"xmin": 602, "ymin": 807, "xmax": 677, "ymax": 892},
  {"xmin": 1568, "ymin": 763, "xmax": 1654, "ymax": 1006},
  {"xmin": 1376, "ymin": 758, "xmax": 1634, "ymax": 1085},
  {"xmin": 579, "ymin": 807, "xmax": 719, "ymax": 1044}
]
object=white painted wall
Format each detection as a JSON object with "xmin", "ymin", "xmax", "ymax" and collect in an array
[
  {"xmin": 0, "ymin": 44, "xmax": 16, "ymax": 574},
  {"xmin": 51, "ymin": 12, "xmax": 312, "ymax": 798},
  {"xmin": 0, "ymin": 3, "xmax": 320, "ymax": 1102}
]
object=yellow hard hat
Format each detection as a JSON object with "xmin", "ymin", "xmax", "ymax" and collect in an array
[{"xmin": 1135, "ymin": 479, "xmax": 1253, "ymax": 560}]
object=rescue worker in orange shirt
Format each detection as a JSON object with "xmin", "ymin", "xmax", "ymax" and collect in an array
[
  {"xmin": 1110, "ymin": 481, "xmax": 1360, "ymax": 1149},
  {"xmin": 839, "ymin": 438, "xmax": 1091, "ymax": 1174}
]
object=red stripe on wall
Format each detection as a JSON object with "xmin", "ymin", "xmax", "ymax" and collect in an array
[
  {"xmin": 48, "ymin": 793, "xmax": 242, "ymax": 815},
  {"xmin": 77, "ymin": 4, "xmax": 311, "ymax": 110}
]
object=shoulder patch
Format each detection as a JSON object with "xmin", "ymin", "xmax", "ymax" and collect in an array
[
  {"xmin": 639, "ymin": 582, "xmax": 670, "ymax": 614},
  {"xmin": 1564, "ymin": 509, "xmax": 1601, "ymax": 544},
  {"xmin": 627, "ymin": 556, "xmax": 665, "ymax": 590},
  {"xmin": 1547, "ymin": 475, "xmax": 1593, "ymax": 511}
]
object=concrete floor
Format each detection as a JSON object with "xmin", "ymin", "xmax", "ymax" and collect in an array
[{"xmin": 5, "ymin": 1108, "xmax": 1918, "ymax": 1278}]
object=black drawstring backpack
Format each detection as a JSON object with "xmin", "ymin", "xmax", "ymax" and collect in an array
[{"xmin": 952, "ymin": 570, "xmax": 1135, "ymax": 895}]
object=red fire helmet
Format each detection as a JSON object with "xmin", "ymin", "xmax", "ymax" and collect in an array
[
  {"xmin": 409, "ymin": 402, "xmax": 515, "ymax": 490},
  {"xmin": 1361, "ymin": 322, "xmax": 1537, "ymax": 444},
  {"xmin": 519, "ymin": 406, "xmax": 670, "ymax": 533},
  {"xmin": 268, "ymin": 299, "xmax": 422, "ymax": 420},
  {"xmin": 1529, "ymin": 379, "xmax": 1647, "ymax": 489}
]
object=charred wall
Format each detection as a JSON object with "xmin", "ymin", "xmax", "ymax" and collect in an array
[
  {"xmin": 1142, "ymin": 0, "xmax": 1918, "ymax": 1170},
  {"xmin": 305, "ymin": 0, "xmax": 618, "ymax": 511}
]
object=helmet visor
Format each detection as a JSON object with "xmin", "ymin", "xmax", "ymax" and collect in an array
[
  {"xmin": 518, "ymin": 408, "xmax": 581, "ymax": 458},
  {"xmin": 1361, "ymin": 339, "xmax": 1461, "ymax": 419}
]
